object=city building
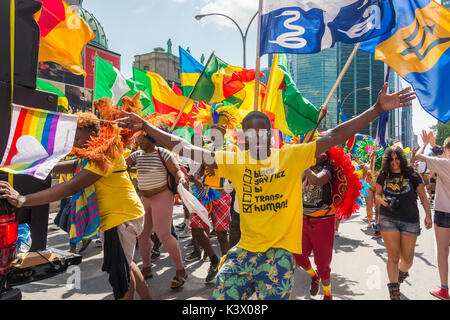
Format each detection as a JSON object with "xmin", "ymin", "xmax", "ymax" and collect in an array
[
  {"xmin": 133, "ymin": 40, "xmax": 182, "ymax": 88},
  {"xmin": 336, "ymin": 43, "xmax": 386, "ymax": 137},
  {"xmin": 287, "ymin": 48, "xmax": 338, "ymax": 132},
  {"xmin": 275, "ymin": 43, "xmax": 415, "ymax": 147},
  {"xmin": 387, "ymin": 70, "xmax": 415, "ymax": 148},
  {"xmin": 283, "ymin": 43, "xmax": 385, "ymax": 136}
]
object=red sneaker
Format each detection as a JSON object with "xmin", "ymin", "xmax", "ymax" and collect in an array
[
  {"xmin": 373, "ymin": 231, "xmax": 381, "ymax": 239},
  {"xmin": 310, "ymin": 275, "xmax": 320, "ymax": 296},
  {"xmin": 430, "ymin": 288, "xmax": 449, "ymax": 300}
]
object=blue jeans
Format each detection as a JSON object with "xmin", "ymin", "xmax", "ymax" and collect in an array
[{"xmin": 378, "ymin": 214, "xmax": 421, "ymax": 236}]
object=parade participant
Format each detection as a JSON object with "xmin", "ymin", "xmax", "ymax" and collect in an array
[
  {"xmin": 126, "ymin": 133, "xmax": 188, "ymax": 289},
  {"xmin": 375, "ymin": 145, "xmax": 432, "ymax": 300},
  {"xmin": 362, "ymin": 160, "xmax": 376, "ymax": 226},
  {"xmin": 224, "ymin": 179, "xmax": 241, "ymax": 249},
  {"xmin": 361, "ymin": 151, "xmax": 381, "ymax": 238},
  {"xmin": 181, "ymin": 134, "xmax": 207, "ymax": 262},
  {"xmin": 296, "ymin": 152, "xmax": 335, "ymax": 300},
  {"xmin": 186, "ymin": 103, "xmax": 237, "ymax": 282},
  {"xmin": 416, "ymin": 131, "xmax": 450, "ymax": 300},
  {"xmin": 0, "ymin": 98, "xmax": 152, "ymax": 300},
  {"xmin": 116, "ymin": 83, "xmax": 416, "ymax": 300},
  {"xmin": 295, "ymin": 145, "xmax": 361, "ymax": 300}
]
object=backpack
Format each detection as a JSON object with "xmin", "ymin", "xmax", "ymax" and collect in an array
[{"xmin": 156, "ymin": 147, "xmax": 188, "ymax": 195}]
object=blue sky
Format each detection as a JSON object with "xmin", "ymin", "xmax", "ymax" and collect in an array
[
  {"xmin": 82, "ymin": 0, "xmax": 264, "ymax": 78},
  {"xmin": 82, "ymin": 0, "xmax": 437, "ymax": 136}
]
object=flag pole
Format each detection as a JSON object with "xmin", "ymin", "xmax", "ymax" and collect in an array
[
  {"xmin": 303, "ymin": 42, "xmax": 361, "ymax": 143},
  {"xmin": 170, "ymin": 51, "xmax": 215, "ymax": 131},
  {"xmin": 9, "ymin": 0, "xmax": 15, "ymax": 188},
  {"xmin": 170, "ymin": 96, "xmax": 192, "ymax": 131},
  {"xmin": 253, "ymin": 0, "xmax": 263, "ymax": 111},
  {"xmin": 92, "ymin": 53, "xmax": 98, "ymax": 114}
]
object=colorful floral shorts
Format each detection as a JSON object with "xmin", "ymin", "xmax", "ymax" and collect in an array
[{"xmin": 212, "ymin": 246, "xmax": 295, "ymax": 300}]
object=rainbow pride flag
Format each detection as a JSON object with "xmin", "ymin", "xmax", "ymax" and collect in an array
[{"xmin": 0, "ymin": 105, "xmax": 78, "ymax": 179}]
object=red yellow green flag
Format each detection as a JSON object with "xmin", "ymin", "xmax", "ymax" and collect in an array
[
  {"xmin": 189, "ymin": 53, "xmax": 261, "ymax": 104},
  {"xmin": 133, "ymin": 67, "xmax": 195, "ymax": 127},
  {"xmin": 35, "ymin": 0, "xmax": 96, "ymax": 76}
]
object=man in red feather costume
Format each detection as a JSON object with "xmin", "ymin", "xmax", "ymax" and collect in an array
[
  {"xmin": 294, "ymin": 144, "xmax": 362, "ymax": 300},
  {"xmin": 295, "ymin": 151, "xmax": 336, "ymax": 300}
]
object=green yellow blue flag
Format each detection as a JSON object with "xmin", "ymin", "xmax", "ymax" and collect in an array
[
  {"xmin": 360, "ymin": 0, "xmax": 450, "ymax": 123},
  {"xmin": 179, "ymin": 46, "xmax": 204, "ymax": 97}
]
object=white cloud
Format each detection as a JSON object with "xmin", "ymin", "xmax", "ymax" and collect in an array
[{"xmin": 199, "ymin": 0, "xmax": 259, "ymax": 30}]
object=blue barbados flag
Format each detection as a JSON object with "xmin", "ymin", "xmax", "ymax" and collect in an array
[
  {"xmin": 360, "ymin": 0, "xmax": 450, "ymax": 123},
  {"xmin": 259, "ymin": 0, "xmax": 395, "ymax": 55}
]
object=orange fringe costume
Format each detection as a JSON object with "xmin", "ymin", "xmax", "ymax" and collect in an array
[{"xmin": 70, "ymin": 92, "xmax": 175, "ymax": 172}]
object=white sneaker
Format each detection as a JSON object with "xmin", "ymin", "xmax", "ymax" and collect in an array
[
  {"xmin": 334, "ymin": 231, "xmax": 340, "ymax": 237},
  {"xmin": 48, "ymin": 224, "xmax": 60, "ymax": 231},
  {"xmin": 179, "ymin": 225, "xmax": 192, "ymax": 238}
]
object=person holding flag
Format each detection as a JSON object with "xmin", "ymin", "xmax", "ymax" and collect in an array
[{"xmin": 115, "ymin": 82, "xmax": 416, "ymax": 300}]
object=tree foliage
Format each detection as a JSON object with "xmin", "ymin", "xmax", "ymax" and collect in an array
[{"xmin": 431, "ymin": 121, "xmax": 450, "ymax": 146}]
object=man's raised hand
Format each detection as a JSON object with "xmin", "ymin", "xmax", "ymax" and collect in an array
[
  {"xmin": 376, "ymin": 82, "xmax": 416, "ymax": 113},
  {"xmin": 117, "ymin": 110, "xmax": 144, "ymax": 131}
]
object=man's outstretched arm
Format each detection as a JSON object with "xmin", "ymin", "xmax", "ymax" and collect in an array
[
  {"xmin": 117, "ymin": 111, "xmax": 217, "ymax": 169},
  {"xmin": 315, "ymin": 83, "xmax": 416, "ymax": 157}
]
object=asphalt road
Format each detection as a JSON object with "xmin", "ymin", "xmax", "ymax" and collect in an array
[{"xmin": 17, "ymin": 203, "xmax": 441, "ymax": 300}]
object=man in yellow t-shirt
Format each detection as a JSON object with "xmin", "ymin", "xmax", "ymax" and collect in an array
[{"xmin": 113, "ymin": 83, "xmax": 415, "ymax": 300}]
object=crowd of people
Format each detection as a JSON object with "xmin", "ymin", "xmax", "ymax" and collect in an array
[{"xmin": 0, "ymin": 83, "xmax": 448, "ymax": 301}]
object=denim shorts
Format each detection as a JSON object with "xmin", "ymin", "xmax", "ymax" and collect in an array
[
  {"xmin": 434, "ymin": 211, "xmax": 450, "ymax": 228},
  {"xmin": 378, "ymin": 214, "xmax": 421, "ymax": 236}
]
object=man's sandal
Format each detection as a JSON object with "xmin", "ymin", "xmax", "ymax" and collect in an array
[
  {"xmin": 141, "ymin": 266, "xmax": 153, "ymax": 279},
  {"xmin": 398, "ymin": 270, "xmax": 409, "ymax": 284},
  {"xmin": 388, "ymin": 283, "xmax": 401, "ymax": 300},
  {"xmin": 170, "ymin": 273, "xmax": 188, "ymax": 289}
]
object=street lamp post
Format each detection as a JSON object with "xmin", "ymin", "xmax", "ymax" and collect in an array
[
  {"xmin": 195, "ymin": 12, "xmax": 258, "ymax": 68},
  {"xmin": 341, "ymin": 86, "xmax": 371, "ymax": 115}
]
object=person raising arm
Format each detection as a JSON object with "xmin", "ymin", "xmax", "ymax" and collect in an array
[
  {"xmin": 118, "ymin": 82, "xmax": 415, "ymax": 168},
  {"xmin": 114, "ymin": 83, "xmax": 416, "ymax": 301}
]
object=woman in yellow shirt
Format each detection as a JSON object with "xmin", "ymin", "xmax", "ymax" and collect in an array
[{"xmin": 0, "ymin": 113, "xmax": 151, "ymax": 300}]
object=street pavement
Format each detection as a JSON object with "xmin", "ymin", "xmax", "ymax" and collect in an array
[{"xmin": 18, "ymin": 203, "xmax": 441, "ymax": 300}]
